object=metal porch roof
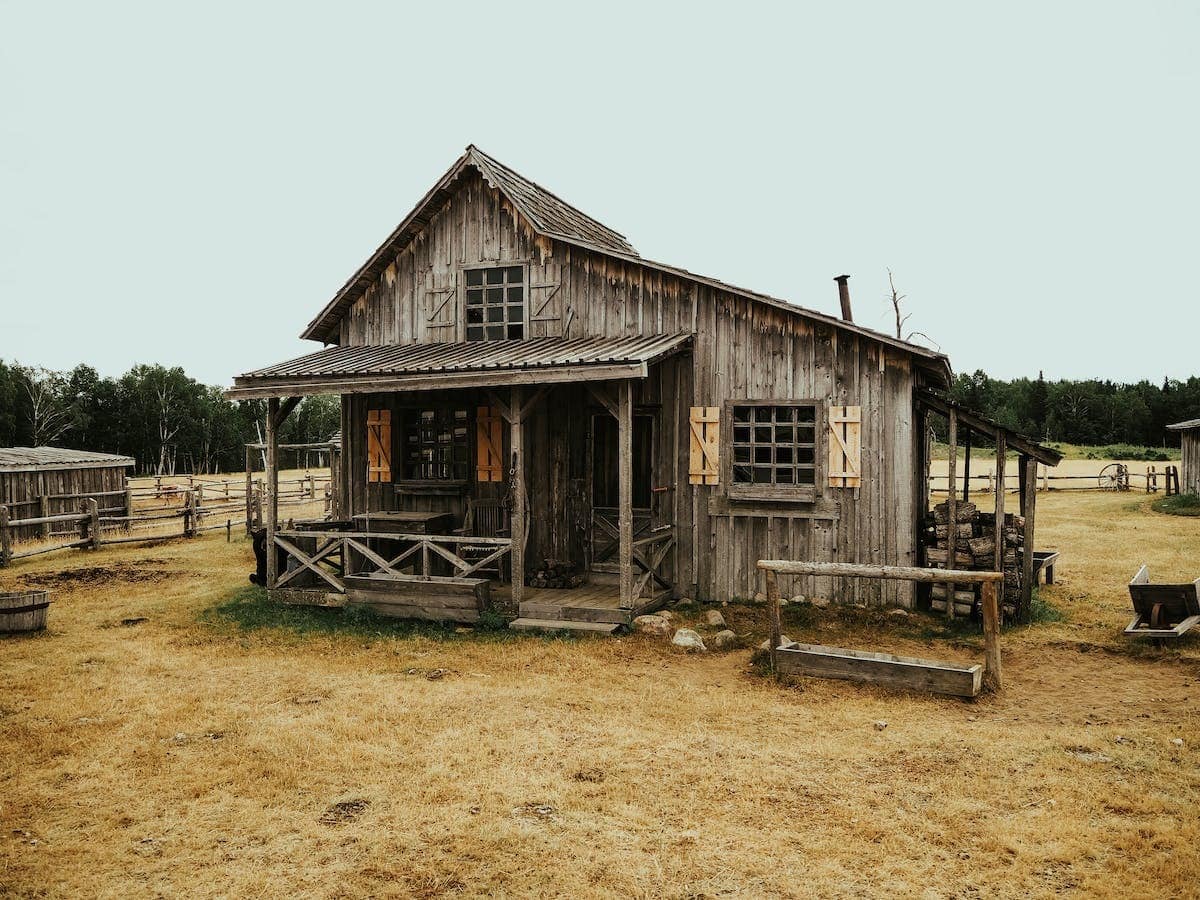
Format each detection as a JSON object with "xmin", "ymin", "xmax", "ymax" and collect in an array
[{"xmin": 228, "ymin": 334, "xmax": 692, "ymax": 399}]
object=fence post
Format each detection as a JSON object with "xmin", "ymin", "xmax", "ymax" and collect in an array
[
  {"xmin": 308, "ymin": 473, "xmax": 315, "ymax": 499},
  {"xmin": 981, "ymin": 580, "xmax": 1002, "ymax": 692},
  {"xmin": 0, "ymin": 506, "xmax": 10, "ymax": 567},
  {"xmin": 195, "ymin": 483, "xmax": 204, "ymax": 532},
  {"xmin": 764, "ymin": 567, "xmax": 783, "ymax": 675},
  {"xmin": 87, "ymin": 498, "xmax": 101, "ymax": 551},
  {"xmin": 226, "ymin": 519, "xmax": 232, "ymax": 542},
  {"xmin": 183, "ymin": 490, "xmax": 195, "ymax": 538},
  {"xmin": 38, "ymin": 494, "xmax": 50, "ymax": 539}
]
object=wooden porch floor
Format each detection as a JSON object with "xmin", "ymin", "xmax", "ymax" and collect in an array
[{"xmin": 494, "ymin": 583, "xmax": 666, "ymax": 625}]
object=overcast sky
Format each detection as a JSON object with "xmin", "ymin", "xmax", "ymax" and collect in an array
[{"xmin": 2, "ymin": 2, "xmax": 1196, "ymax": 387}]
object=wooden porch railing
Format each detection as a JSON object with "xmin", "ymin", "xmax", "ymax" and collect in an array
[
  {"xmin": 630, "ymin": 527, "xmax": 675, "ymax": 605},
  {"xmin": 271, "ymin": 530, "xmax": 513, "ymax": 592}
]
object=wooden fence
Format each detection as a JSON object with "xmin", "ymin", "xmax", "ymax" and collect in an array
[
  {"xmin": 0, "ymin": 473, "xmax": 332, "ymax": 568},
  {"xmin": 931, "ymin": 464, "xmax": 1181, "ymax": 495}
]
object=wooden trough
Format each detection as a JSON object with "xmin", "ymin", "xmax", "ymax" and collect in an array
[
  {"xmin": 775, "ymin": 641, "xmax": 983, "ymax": 698},
  {"xmin": 759, "ymin": 560, "xmax": 1005, "ymax": 694},
  {"xmin": 0, "ymin": 589, "xmax": 51, "ymax": 633}
]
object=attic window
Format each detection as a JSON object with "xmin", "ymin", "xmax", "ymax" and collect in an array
[{"xmin": 465, "ymin": 266, "xmax": 524, "ymax": 341}]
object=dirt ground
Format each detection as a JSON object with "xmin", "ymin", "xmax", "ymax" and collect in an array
[{"xmin": 1, "ymin": 490, "xmax": 1198, "ymax": 898}]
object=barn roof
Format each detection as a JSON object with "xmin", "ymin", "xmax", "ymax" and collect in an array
[
  {"xmin": 916, "ymin": 390, "xmax": 1064, "ymax": 467},
  {"xmin": 298, "ymin": 146, "xmax": 953, "ymax": 380},
  {"xmin": 0, "ymin": 447, "xmax": 135, "ymax": 473},
  {"xmin": 229, "ymin": 334, "xmax": 692, "ymax": 399},
  {"xmin": 1167, "ymin": 418, "xmax": 1200, "ymax": 431}
]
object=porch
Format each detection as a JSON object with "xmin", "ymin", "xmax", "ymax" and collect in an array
[{"xmin": 228, "ymin": 335, "xmax": 693, "ymax": 629}]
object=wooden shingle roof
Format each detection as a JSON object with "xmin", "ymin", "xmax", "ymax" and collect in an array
[
  {"xmin": 0, "ymin": 447, "xmax": 135, "ymax": 473},
  {"xmin": 1167, "ymin": 419, "xmax": 1200, "ymax": 431}
]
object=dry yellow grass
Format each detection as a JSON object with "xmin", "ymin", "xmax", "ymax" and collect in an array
[{"xmin": 2, "ymin": 490, "xmax": 1198, "ymax": 897}]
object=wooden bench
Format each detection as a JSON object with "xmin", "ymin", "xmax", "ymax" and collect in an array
[
  {"xmin": 344, "ymin": 572, "xmax": 490, "ymax": 624},
  {"xmin": 1124, "ymin": 565, "xmax": 1200, "ymax": 640}
]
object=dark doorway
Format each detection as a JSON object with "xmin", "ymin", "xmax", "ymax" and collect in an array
[{"xmin": 590, "ymin": 412, "xmax": 654, "ymax": 570}]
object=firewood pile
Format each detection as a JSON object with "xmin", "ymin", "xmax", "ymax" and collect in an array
[
  {"xmin": 923, "ymin": 500, "xmax": 1024, "ymax": 618},
  {"xmin": 526, "ymin": 559, "xmax": 585, "ymax": 590}
]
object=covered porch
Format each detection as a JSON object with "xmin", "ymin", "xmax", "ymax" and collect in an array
[{"xmin": 228, "ymin": 335, "xmax": 692, "ymax": 628}]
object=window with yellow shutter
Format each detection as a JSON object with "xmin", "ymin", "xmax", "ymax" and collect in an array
[
  {"xmin": 366, "ymin": 409, "xmax": 392, "ymax": 483},
  {"xmin": 688, "ymin": 406, "xmax": 720, "ymax": 485},
  {"xmin": 475, "ymin": 405, "xmax": 504, "ymax": 482},
  {"xmin": 827, "ymin": 406, "xmax": 862, "ymax": 488}
]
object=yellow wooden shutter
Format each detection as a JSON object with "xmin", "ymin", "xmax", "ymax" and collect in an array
[
  {"xmin": 688, "ymin": 406, "xmax": 720, "ymax": 485},
  {"xmin": 367, "ymin": 409, "xmax": 391, "ymax": 483},
  {"xmin": 475, "ymin": 405, "xmax": 504, "ymax": 482},
  {"xmin": 828, "ymin": 406, "xmax": 861, "ymax": 488}
]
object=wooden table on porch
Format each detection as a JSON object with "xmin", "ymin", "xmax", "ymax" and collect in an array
[{"xmin": 350, "ymin": 511, "xmax": 457, "ymax": 577}]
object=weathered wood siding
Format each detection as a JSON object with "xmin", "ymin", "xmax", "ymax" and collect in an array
[
  {"xmin": 336, "ymin": 175, "xmax": 923, "ymax": 606},
  {"xmin": 1182, "ymin": 431, "xmax": 1200, "ymax": 495},
  {"xmin": 0, "ymin": 465, "xmax": 130, "ymax": 543}
]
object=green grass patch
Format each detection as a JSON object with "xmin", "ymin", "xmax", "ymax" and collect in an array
[
  {"xmin": 1151, "ymin": 493, "xmax": 1200, "ymax": 517},
  {"xmin": 1026, "ymin": 588, "xmax": 1066, "ymax": 624},
  {"xmin": 203, "ymin": 585, "xmax": 530, "ymax": 643}
]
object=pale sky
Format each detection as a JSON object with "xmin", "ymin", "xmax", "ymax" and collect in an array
[{"xmin": 2, "ymin": 1, "xmax": 1196, "ymax": 387}]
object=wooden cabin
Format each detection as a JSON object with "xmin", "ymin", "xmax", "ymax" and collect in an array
[
  {"xmin": 228, "ymin": 146, "xmax": 1057, "ymax": 629},
  {"xmin": 0, "ymin": 447, "xmax": 134, "ymax": 543},
  {"xmin": 1167, "ymin": 419, "xmax": 1200, "ymax": 494}
]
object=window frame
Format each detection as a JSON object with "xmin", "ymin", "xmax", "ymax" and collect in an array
[
  {"xmin": 462, "ymin": 262, "xmax": 528, "ymax": 342},
  {"xmin": 723, "ymin": 399, "xmax": 824, "ymax": 502},
  {"xmin": 395, "ymin": 404, "xmax": 473, "ymax": 489}
]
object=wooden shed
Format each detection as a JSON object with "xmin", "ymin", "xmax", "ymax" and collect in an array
[
  {"xmin": 228, "ymin": 145, "xmax": 1058, "ymax": 631},
  {"xmin": 0, "ymin": 447, "xmax": 134, "ymax": 543},
  {"xmin": 1167, "ymin": 419, "xmax": 1200, "ymax": 495}
]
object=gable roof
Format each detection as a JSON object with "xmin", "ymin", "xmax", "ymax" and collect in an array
[
  {"xmin": 1167, "ymin": 418, "xmax": 1200, "ymax": 431},
  {"xmin": 300, "ymin": 146, "xmax": 951, "ymax": 382}
]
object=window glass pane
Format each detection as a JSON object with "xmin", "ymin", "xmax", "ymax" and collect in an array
[
  {"xmin": 467, "ymin": 325, "xmax": 484, "ymax": 341},
  {"xmin": 733, "ymin": 446, "xmax": 750, "ymax": 464},
  {"xmin": 466, "ymin": 269, "xmax": 483, "ymax": 287},
  {"xmin": 753, "ymin": 467, "xmax": 773, "ymax": 484},
  {"xmin": 485, "ymin": 268, "xmax": 504, "ymax": 284},
  {"xmin": 797, "ymin": 406, "xmax": 816, "ymax": 423},
  {"xmin": 775, "ymin": 446, "xmax": 794, "ymax": 464},
  {"xmin": 733, "ymin": 425, "xmax": 751, "ymax": 443},
  {"xmin": 798, "ymin": 427, "xmax": 815, "ymax": 444},
  {"xmin": 754, "ymin": 446, "xmax": 772, "ymax": 464},
  {"xmin": 466, "ymin": 289, "xmax": 482, "ymax": 305},
  {"xmin": 507, "ymin": 286, "xmax": 523, "ymax": 303},
  {"xmin": 508, "ymin": 304, "xmax": 523, "ymax": 323},
  {"xmin": 798, "ymin": 468, "xmax": 815, "ymax": 484},
  {"xmin": 733, "ymin": 407, "xmax": 751, "ymax": 423},
  {"xmin": 506, "ymin": 266, "xmax": 523, "ymax": 283},
  {"xmin": 487, "ymin": 305, "xmax": 505, "ymax": 322},
  {"xmin": 754, "ymin": 425, "xmax": 773, "ymax": 443},
  {"xmin": 776, "ymin": 467, "xmax": 795, "ymax": 484},
  {"xmin": 797, "ymin": 447, "xmax": 815, "ymax": 465},
  {"xmin": 754, "ymin": 407, "xmax": 772, "ymax": 423},
  {"xmin": 507, "ymin": 323, "xmax": 523, "ymax": 339},
  {"xmin": 486, "ymin": 325, "xmax": 504, "ymax": 340},
  {"xmin": 774, "ymin": 407, "xmax": 795, "ymax": 423},
  {"xmin": 733, "ymin": 465, "xmax": 752, "ymax": 483},
  {"xmin": 774, "ymin": 425, "xmax": 793, "ymax": 443},
  {"xmin": 467, "ymin": 307, "xmax": 483, "ymax": 324},
  {"xmin": 486, "ymin": 288, "xmax": 503, "ymax": 304}
]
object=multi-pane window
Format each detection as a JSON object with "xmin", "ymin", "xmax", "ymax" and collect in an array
[
  {"xmin": 731, "ymin": 403, "xmax": 817, "ymax": 490},
  {"xmin": 401, "ymin": 408, "xmax": 470, "ymax": 481},
  {"xmin": 465, "ymin": 266, "xmax": 524, "ymax": 341}
]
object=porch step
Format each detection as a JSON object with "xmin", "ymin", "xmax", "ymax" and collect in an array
[
  {"xmin": 519, "ymin": 601, "xmax": 630, "ymax": 625},
  {"xmin": 508, "ymin": 617, "xmax": 623, "ymax": 635}
]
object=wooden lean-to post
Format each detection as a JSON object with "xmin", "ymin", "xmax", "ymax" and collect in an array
[
  {"xmin": 510, "ymin": 385, "xmax": 525, "ymax": 607},
  {"xmin": 244, "ymin": 444, "xmax": 254, "ymax": 535},
  {"xmin": 980, "ymin": 579, "xmax": 1002, "ymax": 691},
  {"xmin": 266, "ymin": 397, "xmax": 280, "ymax": 589},
  {"xmin": 962, "ymin": 430, "xmax": 972, "ymax": 503},
  {"xmin": 618, "ymin": 379, "xmax": 634, "ymax": 609},
  {"xmin": 993, "ymin": 435, "xmax": 1006, "ymax": 575},
  {"xmin": 38, "ymin": 494, "xmax": 50, "ymax": 539},
  {"xmin": 1021, "ymin": 455, "xmax": 1037, "ymax": 620},
  {"xmin": 765, "ymin": 566, "xmax": 783, "ymax": 674},
  {"xmin": 944, "ymin": 409, "xmax": 958, "ymax": 620}
]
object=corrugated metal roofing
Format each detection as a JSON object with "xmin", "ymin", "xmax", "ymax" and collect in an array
[
  {"xmin": 1167, "ymin": 418, "xmax": 1200, "ymax": 431},
  {"xmin": 237, "ymin": 334, "xmax": 691, "ymax": 382},
  {"xmin": 0, "ymin": 447, "xmax": 135, "ymax": 471}
]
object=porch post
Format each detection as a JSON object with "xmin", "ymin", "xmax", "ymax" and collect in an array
[
  {"xmin": 944, "ymin": 409, "xmax": 958, "ymax": 620},
  {"xmin": 265, "ymin": 397, "xmax": 280, "ymax": 588},
  {"xmin": 618, "ymin": 379, "xmax": 634, "ymax": 608},
  {"xmin": 510, "ymin": 385, "xmax": 525, "ymax": 606},
  {"xmin": 1021, "ymin": 454, "xmax": 1037, "ymax": 620}
]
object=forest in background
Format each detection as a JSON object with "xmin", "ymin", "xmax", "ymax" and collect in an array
[
  {"xmin": 0, "ymin": 361, "xmax": 338, "ymax": 475},
  {"xmin": 1, "ymin": 360, "xmax": 1198, "ymax": 475}
]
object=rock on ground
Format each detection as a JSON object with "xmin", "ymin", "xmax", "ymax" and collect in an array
[
  {"xmin": 671, "ymin": 628, "xmax": 707, "ymax": 651},
  {"xmin": 810, "ymin": 597, "xmax": 830, "ymax": 609},
  {"xmin": 632, "ymin": 615, "xmax": 672, "ymax": 637},
  {"xmin": 704, "ymin": 609, "xmax": 726, "ymax": 628},
  {"xmin": 710, "ymin": 629, "xmax": 738, "ymax": 650}
]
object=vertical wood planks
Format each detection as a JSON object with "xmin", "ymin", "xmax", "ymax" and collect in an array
[
  {"xmin": 618, "ymin": 379, "xmax": 634, "ymax": 608},
  {"xmin": 945, "ymin": 409, "xmax": 958, "ymax": 620},
  {"xmin": 510, "ymin": 386, "xmax": 525, "ymax": 606}
]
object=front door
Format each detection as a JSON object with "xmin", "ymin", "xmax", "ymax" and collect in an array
[{"xmin": 589, "ymin": 411, "xmax": 653, "ymax": 572}]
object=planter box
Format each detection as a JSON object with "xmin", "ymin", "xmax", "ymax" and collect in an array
[
  {"xmin": 775, "ymin": 641, "xmax": 982, "ymax": 698},
  {"xmin": 344, "ymin": 572, "xmax": 489, "ymax": 624}
]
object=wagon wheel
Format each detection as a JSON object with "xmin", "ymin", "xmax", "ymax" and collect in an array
[{"xmin": 1097, "ymin": 463, "xmax": 1127, "ymax": 491}]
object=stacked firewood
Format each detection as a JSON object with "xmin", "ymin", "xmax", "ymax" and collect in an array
[
  {"xmin": 924, "ymin": 501, "xmax": 1024, "ymax": 618},
  {"xmin": 526, "ymin": 559, "xmax": 585, "ymax": 590}
]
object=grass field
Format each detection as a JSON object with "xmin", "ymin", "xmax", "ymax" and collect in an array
[{"xmin": 2, "ymin": 490, "xmax": 1198, "ymax": 896}]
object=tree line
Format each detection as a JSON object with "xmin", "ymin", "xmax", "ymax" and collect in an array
[
  {"xmin": 0, "ymin": 361, "xmax": 338, "ymax": 475},
  {"xmin": 947, "ymin": 371, "xmax": 1200, "ymax": 449}
]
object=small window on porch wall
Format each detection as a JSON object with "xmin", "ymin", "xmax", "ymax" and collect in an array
[
  {"xmin": 465, "ymin": 266, "xmax": 524, "ymax": 341},
  {"xmin": 401, "ymin": 408, "xmax": 471, "ymax": 481},
  {"xmin": 729, "ymin": 402, "xmax": 819, "ymax": 500}
]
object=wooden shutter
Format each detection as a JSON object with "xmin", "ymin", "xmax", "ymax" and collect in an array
[
  {"xmin": 688, "ymin": 406, "xmax": 720, "ymax": 485},
  {"xmin": 367, "ymin": 409, "xmax": 391, "ymax": 483},
  {"xmin": 828, "ymin": 406, "xmax": 861, "ymax": 488},
  {"xmin": 475, "ymin": 405, "xmax": 504, "ymax": 482}
]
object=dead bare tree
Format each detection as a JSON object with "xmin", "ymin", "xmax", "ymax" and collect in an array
[
  {"xmin": 887, "ymin": 270, "xmax": 937, "ymax": 348},
  {"xmin": 23, "ymin": 369, "xmax": 74, "ymax": 446}
]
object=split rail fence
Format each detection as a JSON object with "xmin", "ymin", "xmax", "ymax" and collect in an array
[
  {"xmin": 932, "ymin": 463, "xmax": 1182, "ymax": 495},
  {"xmin": 0, "ymin": 473, "xmax": 332, "ymax": 568}
]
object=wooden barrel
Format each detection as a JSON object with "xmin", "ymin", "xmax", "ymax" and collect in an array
[{"xmin": 0, "ymin": 590, "xmax": 51, "ymax": 633}]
